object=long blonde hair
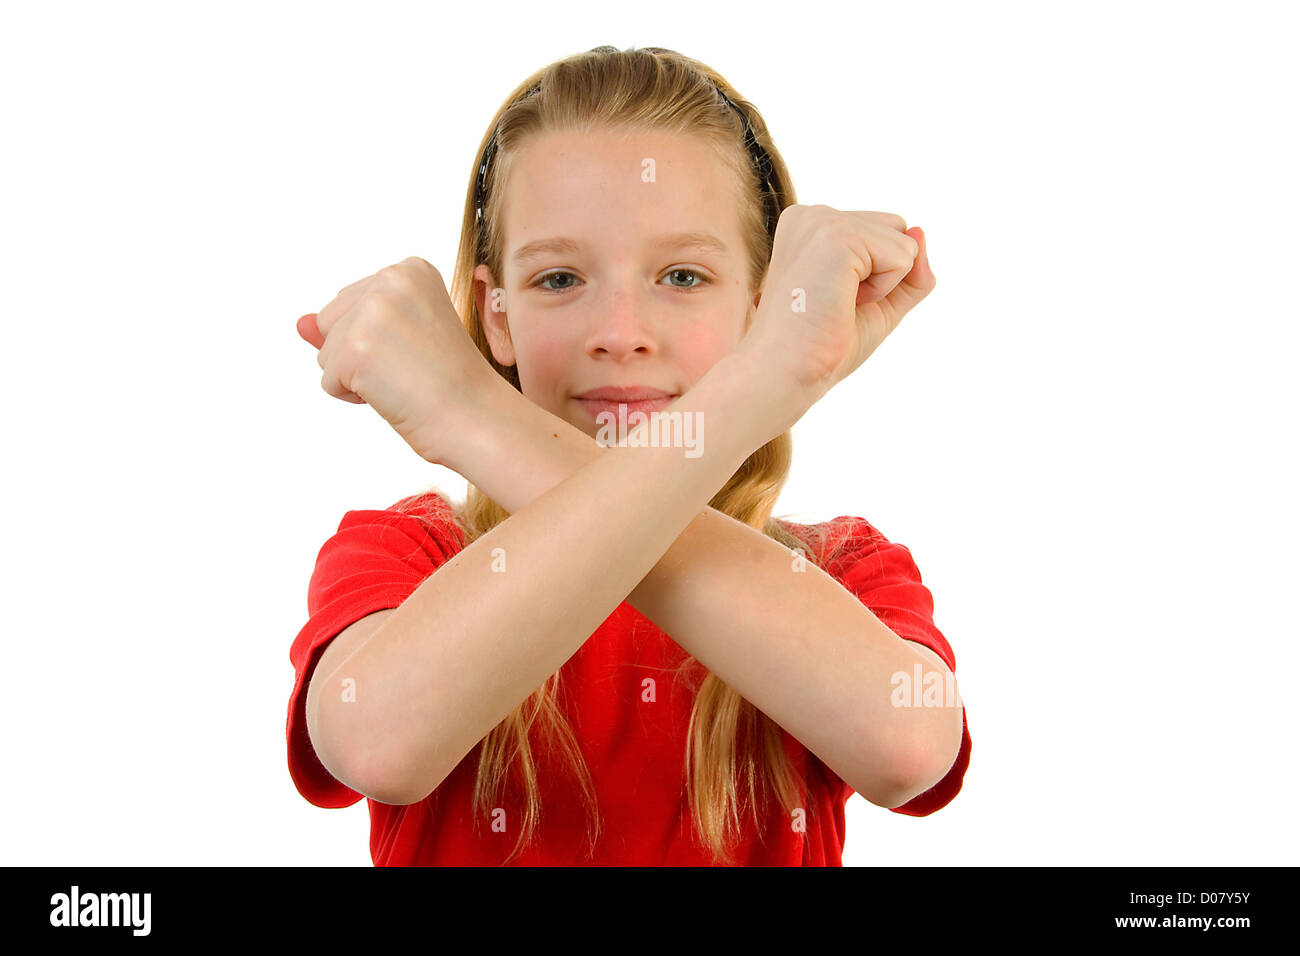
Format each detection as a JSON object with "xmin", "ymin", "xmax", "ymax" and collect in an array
[{"xmin": 398, "ymin": 45, "xmax": 854, "ymax": 865}]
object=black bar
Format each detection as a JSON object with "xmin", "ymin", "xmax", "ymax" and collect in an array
[{"xmin": 9, "ymin": 866, "xmax": 1291, "ymax": 940}]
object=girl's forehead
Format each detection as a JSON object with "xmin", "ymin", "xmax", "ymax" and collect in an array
[
  {"xmin": 504, "ymin": 134, "xmax": 744, "ymax": 232},
  {"xmin": 517, "ymin": 126, "xmax": 727, "ymax": 168}
]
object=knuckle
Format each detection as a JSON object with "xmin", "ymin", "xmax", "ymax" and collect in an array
[
  {"xmin": 342, "ymin": 307, "xmax": 385, "ymax": 357},
  {"xmin": 378, "ymin": 263, "xmax": 417, "ymax": 297},
  {"xmin": 808, "ymin": 203, "xmax": 838, "ymax": 222},
  {"xmin": 403, "ymin": 255, "xmax": 436, "ymax": 276},
  {"xmin": 355, "ymin": 290, "xmax": 398, "ymax": 325},
  {"xmin": 336, "ymin": 274, "xmax": 370, "ymax": 298},
  {"xmin": 345, "ymin": 332, "xmax": 373, "ymax": 363},
  {"xmin": 342, "ymin": 321, "xmax": 377, "ymax": 359}
]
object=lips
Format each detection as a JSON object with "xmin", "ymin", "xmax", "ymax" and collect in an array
[
  {"xmin": 573, "ymin": 386, "xmax": 678, "ymax": 421},
  {"xmin": 573, "ymin": 386, "xmax": 675, "ymax": 401}
]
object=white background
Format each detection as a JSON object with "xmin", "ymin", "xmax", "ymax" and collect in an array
[{"xmin": 2, "ymin": 0, "xmax": 1296, "ymax": 866}]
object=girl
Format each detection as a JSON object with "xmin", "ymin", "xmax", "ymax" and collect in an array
[{"xmin": 288, "ymin": 45, "xmax": 970, "ymax": 866}]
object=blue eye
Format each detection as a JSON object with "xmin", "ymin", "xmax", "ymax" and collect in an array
[
  {"xmin": 664, "ymin": 268, "xmax": 708, "ymax": 289},
  {"xmin": 534, "ymin": 270, "xmax": 579, "ymax": 293},
  {"xmin": 532, "ymin": 268, "xmax": 710, "ymax": 293}
]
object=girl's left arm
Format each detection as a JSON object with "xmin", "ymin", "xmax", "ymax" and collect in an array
[{"xmin": 442, "ymin": 383, "xmax": 964, "ymax": 809}]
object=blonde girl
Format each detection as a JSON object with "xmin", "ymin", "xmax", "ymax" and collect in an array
[{"xmin": 288, "ymin": 45, "xmax": 970, "ymax": 866}]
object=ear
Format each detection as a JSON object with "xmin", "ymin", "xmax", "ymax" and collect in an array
[{"xmin": 474, "ymin": 264, "xmax": 517, "ymax": 368}]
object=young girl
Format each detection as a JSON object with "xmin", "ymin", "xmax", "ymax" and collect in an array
[{"xmin": 287, "ymin": 45, "xmax": 970, "ymax": 866}]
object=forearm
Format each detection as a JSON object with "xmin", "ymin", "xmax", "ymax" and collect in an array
[
  {"xmin": 444, "ymin": 371, "xmax": 963, "ymax": 808},
  {"xmin": 339, "ymin": 352, "xmax": 788, "ymax": 804},
  {"xmin": 441, "ymin": 372, "xmax": 607, "ymax": 515},
  {"xmin": 623, "ymin": 510, "xmax": 964, "ymax": 808}
]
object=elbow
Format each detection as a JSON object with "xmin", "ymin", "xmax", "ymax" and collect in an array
[
  {"xmin": 879, "ymin": 753, "xmax": 946, "ymax": 810},
  {"xmin": 884, "ymin": 705, "xmax": 964, "ymax": 809},
  {"xmin": 322, "ymin": 738, "xmax": 430, "ymax": 806},
  {"xmin": 853, "ymin": 745, "xmax": 936, "ymax": 809},
  {"xmin": 307, "ymin": 697, "xmax": 425, "ymax": 806},
  {"xmin": 346, "ymin": 742, "xmax": 450, "ymax": 807},
  {"xmin": 362, "ymin": 777, "xmax": 428, "ymax": 807},
  {"xmin": 859, "ymin": 750, "xmax": 936, "ymax": 810}
]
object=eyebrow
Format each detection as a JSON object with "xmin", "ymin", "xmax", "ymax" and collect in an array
[{"xmin": 512, "ymin": 231, "xmax": 730, "ymax": 265}]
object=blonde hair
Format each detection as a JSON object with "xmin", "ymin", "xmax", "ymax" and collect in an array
[{"xmin": 398, "ymin": 46, "xmax": 854, "ymax": 865}]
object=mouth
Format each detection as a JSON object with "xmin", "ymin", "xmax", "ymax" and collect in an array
[{"xmin": 573, "ymin": 390, "xmax": 678, "ymax": 419}]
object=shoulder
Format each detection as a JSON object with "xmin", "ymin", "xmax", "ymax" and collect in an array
[
  {"xmin": 316, "ymin": 488, "xmax": 467, "ymax": 570},
  {"xmin": 772, "ymin": 513, "xmax": 891, "ymax": 570},
  {"xmin": 334, "ymin": 488, "xmax": 465, "ymax": 542},
  {"xmin": 386, "ymin": 488, "xmax": 464, "ymax": 533},
  {"xmin": 305, "ymin": 489, "xmax": 467, "ymax": 614}
]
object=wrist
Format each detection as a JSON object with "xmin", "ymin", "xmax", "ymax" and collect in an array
[
  {"xmin": 435, "ymin": 375, "xmax": 605, "ymax": 513},
  {"xmin": 719, "ymin": 344, "xmax": 816, "ymax": 443},
  {"xmin": 429, "ymin": 373, "xmax": 521, "ymax": 472}
]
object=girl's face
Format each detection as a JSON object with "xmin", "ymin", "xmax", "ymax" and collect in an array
[{"xmin": 474, "ymin": 127, "xmax": 757, "ymax": 438}]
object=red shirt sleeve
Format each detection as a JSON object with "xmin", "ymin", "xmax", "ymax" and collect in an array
[
  {"xmin": 815, "ymin": 516, "xmax": 972, "ymax": 816},
  {"xmin": 285, "ymin": 492, "xmax": 466, "ymax": 808}
]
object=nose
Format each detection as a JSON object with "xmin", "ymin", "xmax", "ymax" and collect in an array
[{"xmin": 584, "ymin": 285, "xmax": 660, "ymax": 360}]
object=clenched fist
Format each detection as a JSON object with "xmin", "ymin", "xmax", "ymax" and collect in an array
[
  {"xmin": 741, "ymin": 206, "xmax": 936, "ymax": 399},
  {"xmin": 296, "ymin": 256, "xmax": 499, "ymax": 465}
]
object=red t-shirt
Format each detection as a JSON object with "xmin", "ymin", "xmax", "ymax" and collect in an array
[{"xmin": 286, "ymin": 491, "xmax": 971, "ymax": 865}]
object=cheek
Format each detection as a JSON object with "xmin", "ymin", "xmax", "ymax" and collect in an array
[
  {"xmin": 674, "ymin": 324, "xmax": 734, "ymax": 376},
  {"xmin": 516, "ymin": 333, "xmax": 571, "ymax": 393}
]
